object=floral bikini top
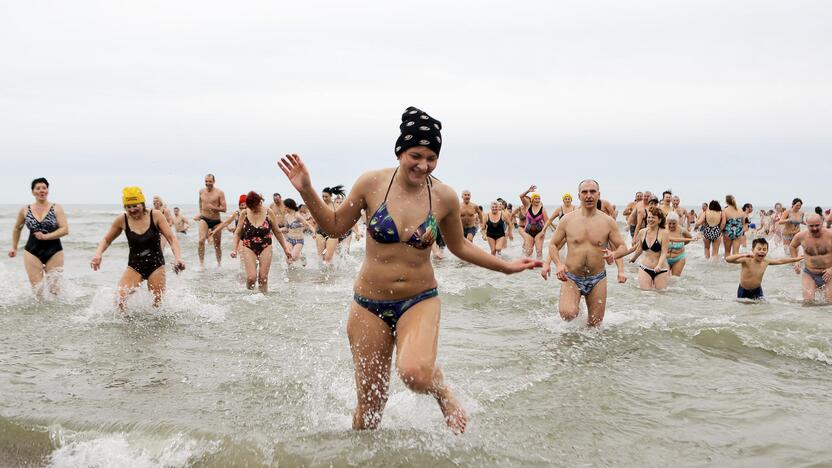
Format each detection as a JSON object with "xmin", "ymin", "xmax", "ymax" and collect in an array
[{"xmin": 367, "ymin": 168, "xmax": 438, "ymax": 250}]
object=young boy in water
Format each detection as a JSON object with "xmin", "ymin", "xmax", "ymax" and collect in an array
[{"xmin": 726, "ymin": 238, "xmax": 803, "ymax": 300}]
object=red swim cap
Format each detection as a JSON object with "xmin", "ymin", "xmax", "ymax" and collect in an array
[{"xmin": 239, "ymin": 194, "xmax": 247, "ymax": 205}]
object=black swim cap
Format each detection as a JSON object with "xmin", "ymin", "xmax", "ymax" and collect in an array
[{"xmin": 394, "ymin": 107, "xmax": 442, "ymax": 157}]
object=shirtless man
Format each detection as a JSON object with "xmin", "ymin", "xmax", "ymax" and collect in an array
[
  {"xmin": 789, "ymin": 214, "xmax": 832, "ymax": 302},
  {"xmin": 269, "ymin": 192, "xmax": 287, "ymax": 231},
  {"xmin": 460, "ymin": 190, "xmax": 480, "ymax": 242},
  {"xmin": 627, "ymin": 190, "xmax": 651, "ymax": 240},
  {"xmin": 671, "ymin": 196, "xmax": 687, "ymax": 228},
  {"xmin": 634, "ymin": 194, "xmax": 659, "ymax": 245},
  {"xmin": 659, "ymin": 190, "xmax": 673, "ymax": 216},
  {"xmin": 541, "ymin": 180, "xmax": 628, "ymax": 327},
  {"xmin": 173, "ymin": 207, "xmax": 190, "ymax": 234},
  {"xmin": 197, "ymin": 174, "xmax": 227, "ymax": 267},
  {"xmin": 622, "ymin": 192, "xmax": 643, "ymax": 221},
  {"xmin": 598, "ymin": 199, "xmax": 617, "ymax": 219}
]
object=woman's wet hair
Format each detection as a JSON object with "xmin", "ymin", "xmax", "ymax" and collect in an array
[
  {"xmin": 283, "ymin": 198, "xmax": 299, "ymax": 211},
  {"xmin": 31, "ymin": 177, "xmax": 49, "ymax": 190},
  {"xmin": 742, "ymin": 203, "xmax": 752, "ymax": 211},
  {"xmin": 647, "ymin": 206, "xmax": 666, "ymax": 228},
  {"xmin": 815, "ymin": 206, "xmax": 824, "ymax": 216},
  {"xmin": 666, "ymin": 212, "xmax": 679, "ymax": 223},
  {"xmin": 322, "ymin": 185, "xmax": 345, "ymax": 197},
  {"xmin": 245, "ymin": 191, "xmax": 263, "ymax": 209},
  {"xmin": 792, "ymin": 197, "xmax": 803, "ymax": 206},
  {"xmin": 725, "ymin": 194, "xmax": 737, "ymax": 208},
  {"xmin": 708, "ymin": 200, "xmax": 722, "ymax": 211}
]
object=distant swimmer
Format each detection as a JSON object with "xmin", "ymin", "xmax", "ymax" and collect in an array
[
  {"xmin": 482, "ymin": 200, "xmax": 510, "ymax": 256},
  {"xmin": 634, "ymin": 194, "xmax": 659, "ymax": 244},
  {"xmin": 727, "ymin": 238, "xmax": 802, "ymax": 300},
  {"xmin": 623, "ymin": 191, "xmax": 643, "ymax": 236},
  {"xmin": 722, "ymin": 195, "xmax": 744, "ymax": 260},
  {"xmin": 153, "ymin": 196, "xmax": 175, "ymax": 251},
  {"xmin": 627, "ymin": 190, "xmax": 651, "ymax": 240},
  {"xmin": 8, "ymin": 178, "xmax": 69, "ymax": 297},
  {"xmin": 545, "ymin": 193, "xmax": 576, "ymax": 232},
  {"xmin": 268, "ymin": 192, "xmax": 287, "ymax": 231},
  {"xmin": 90, "ymin": 187, "xmax": 185, "ymax": 313},
  {"xmin": 278, "ymin": 106, "xmax": 540, "ymax": 434},
  {"xmin": 780, "ymin": 198, "xmax": 805, "ymax": 253},
  {"xmin": 696, "ymin": 200, "xmax": 724, "ymax": 260},
  {"xmin": 459, "ymin": 190, "xmax": 480, "ymax": 242},
  {"xmin": 671, "ymin": 195, "xmax": 688, "ymax": 228},
  {"xmin": 623, "ymin": 206, "xmax": 670, "ymax": 290},
  {"xmin": 196, "ymin": 174, "xmax": 227, "ymax": 267},
  {"xmin": 315, "ymin": 185, "xmax": 347, "ymax": 265},
  {"xmin": 519, "ymin": 186, "xmax": 549, "ymax": 259},
  {"xmin": 789, "ymin": 214, "xmax": 832, "ymax": 303},
  {"xmin": 541, "ymin": 179, "xmax": 627, "ymax": 327},
  {"xmin": 282, "ymin": 198, "xmax": 314, "ymax": 266},
  {"xmin": 172, "ymin": 207, "xmax": 190, "ymax": 234},
  {"xmin": 659, "ymin": 190, "xmax": 673, "ymax": 216},
  {"xmin": 230, "ymin": 192, "xmax": 293, "ymax": 293},
  {"xmin": 665, "ymin": 213, "xmax": 695, "ymax": 276}
]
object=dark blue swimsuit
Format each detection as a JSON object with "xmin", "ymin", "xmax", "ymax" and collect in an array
[{"xmin": 354, "ymin": 169, "xmax": 440, "ymax": 332}]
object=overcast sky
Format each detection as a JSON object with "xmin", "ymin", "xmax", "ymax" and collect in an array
[{"xmin": 1, "ymin": 0, "xmax": 830, "ymax": 209}]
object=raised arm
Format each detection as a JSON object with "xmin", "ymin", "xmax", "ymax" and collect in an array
[
  {"xmin": 768, "ymin": 255, "xmax": 804, "ymax": 266},
  {"xmin": 519, "ymin": 185, "xmax": 535, "ymax": 211},
  {"xmin": 278, "ymin": 154, "xmax": 366, "ymax": 237},
  {"xmin": 8, "ymin": 207, "xmax": 26, "ymax": 257},
  {"xmin": 90, "ymin": 216, "xmax": 125, "ymax": 270},
  {"xmin": 725, "ymin": 253, "xmax": 751, "ymax": 264}
]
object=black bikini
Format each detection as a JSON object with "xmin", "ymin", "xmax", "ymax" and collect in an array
[
  {"xmin": 125, "ymin": 211, "xmax": 166, "ymax": 280},
  {"xmin": 639, "ymin": 231, "xmax": 667, "ymax": 280}
]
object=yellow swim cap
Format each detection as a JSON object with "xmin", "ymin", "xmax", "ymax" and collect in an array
[
  {"xmin": 530, "ymin": 193, "xmax": 541, "ymax": 200},
  {"xmin": 563, "ymin": 192, "xmax": 572, "ymax": 201},
  {"xmin": 122, "ymin": 186, "xmax": 145, "ymax": 205}
]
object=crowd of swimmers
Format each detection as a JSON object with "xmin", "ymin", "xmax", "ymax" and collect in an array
[{"xmin": 7, "ymin": 107, "xmax": 832, "ymax": 434}]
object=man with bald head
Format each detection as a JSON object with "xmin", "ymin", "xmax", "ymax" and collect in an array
[
  {"xmin": 789, "ymin": 213, "xmax": 832, "ymax": 303},
  {"xmin": 541, "ymin": 179, "xmax": 628, "ymax": 327}
]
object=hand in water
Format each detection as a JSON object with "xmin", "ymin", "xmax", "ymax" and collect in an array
[
  {"xmin": 230, "ymin": 250, "xmax": 238, "ymax": 259},
  {"xmin": 8, "ymin": 249, "xmax": 16, "ymax": 258},
  {"xmin": 173, "ymin": 261, "xmax": 186, "ymax": 274},
  {"xmin": 90, "ymin": 255, "xmax": 102, "ymax": 271},
  {"xmin": 617, "ymin": 271, "xmax": 628, "ymax": 283},
  {"xmin": 278, "ymin": 154, "xmax": 312, "ymax": 192},
  {"xmin": 540, "ymin": 263, "xmax": 550, "ymax": 280}
]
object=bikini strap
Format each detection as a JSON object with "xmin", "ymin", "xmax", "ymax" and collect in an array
[
  {"xmin": 426, "ymin": 176, "xmax": 432, "ymax": 211},
  {"xmin": 383, "ymin": 168, "xmax": 398, "ymax": 202}
]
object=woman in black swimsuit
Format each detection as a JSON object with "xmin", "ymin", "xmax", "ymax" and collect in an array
[
  {"xmin": 9, "ymin": 178, "xmax": 69, "ymax": 296},
  {"xmin": 482, "ymin": 201, "xmax": 509, "ymax": 256},
  {"xmin": 627, "ymin": 206, "xmax": 670, "ymax": 290},
  {"xmin": 231, "ymin": 191, "xmax": 293, "ymax": 293},
  {"xmin": 90, "ymin": 187, "xmax": 185, "ymax": 313}
]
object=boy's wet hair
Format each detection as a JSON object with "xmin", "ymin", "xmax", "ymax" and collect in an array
[{"xmin": 752, "ymin": 238, "xmax": 769, "ymax": 249}]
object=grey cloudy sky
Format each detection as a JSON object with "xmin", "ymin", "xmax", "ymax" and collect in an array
[{"xmin": 1, "ymin": 0, "xmax": 830, "ymax": 208}]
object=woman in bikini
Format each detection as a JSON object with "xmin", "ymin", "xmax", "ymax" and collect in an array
[
  {"xmin": 519, "ymin": 186, "xmax": 549, "ymax": 259},
  {"xmin": 314, "ymin": 185, "xmax": 345, "ymax": 264},
  {"xmin": 278, "ymin": 107, "xmax": 539, "ymax": 434},
  {"xmin": 779, "ymin": 198, "xmax": 805, "ymax": 253},
  {"xmin": 696, "ymin": 200, "xmax": 725, "ymax": 260},
  {"xmin": 627, "ymin": 206, "xmax": 670, "ymax": 290},
  {"xmin": 230, "ymin": 192, "xmax": 293, "ymax": 293},
  {"xmin": 9, "ymin": 177, "xmax": 69, "ymax": 297},
  {"xmin": 722, "ymin": 195, "xmax": 745, "ymax": 259},
  {"xmin": 282, "ymin": 198, "xmax": 314, "ymax": 267},
  {"xmin": 665, "ymin": 212, "xmax": 694, "ymax": 276},
  {"xmin": 90, "ymin": 187, "xmax": 185, "ymax": 313}
]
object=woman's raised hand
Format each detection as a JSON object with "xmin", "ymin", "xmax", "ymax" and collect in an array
[{"xmin": 278, "ymin": 154, "xmax": 312, "ymax": 192}]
